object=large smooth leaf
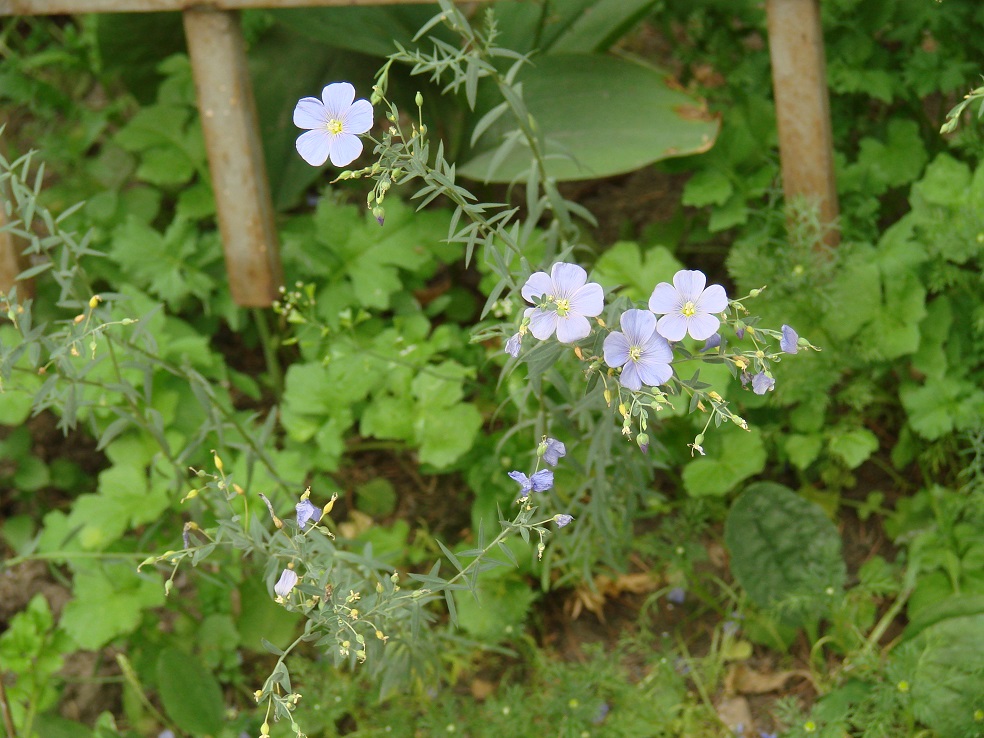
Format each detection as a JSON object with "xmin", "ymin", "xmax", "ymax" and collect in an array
[
  {"xmin": 156, "ymin": 647, "xmax": 225, "ymax": 736},
  {"xmin": 460, "ymin": 54, "xmax": 718, "ymax": 182}
]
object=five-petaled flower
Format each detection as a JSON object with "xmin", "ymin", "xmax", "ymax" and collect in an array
[
  {"xmin": 603, "ymin": 309, "xmax": 674, "ymax": 391},
  {"xmin": 649, "ymin": 269, "xmax": 729, "ymax": 341},
  {"xmin": 780, "ymin": 324, "xmax": 799, "ymax": 354},
  {"xmin": 540, "ymin": 437, "xmax": 566, "ymax": 466},
  {"xmin": 553, "ymin": 514, "xmax": 574, "ymax": 528},
  {"xmin": 274, "ymin": 568, "xmax": 299, "ymax": 598},
  {"xmin": 508, "ymin": 469, "xmax": 553, "ymax": 495},
  {"xmin": 296, "ymin": 499, "xmax": 321, "ymax": 529},
  {"xmin": 293, "ymin": 82, "xmax": 373, "ymax": 167},
  {"xmin": 522, "ymin": 263, "xmax": 604, "ymax": 343}
]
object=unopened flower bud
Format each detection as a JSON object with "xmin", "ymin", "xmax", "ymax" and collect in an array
[
  {"xmin": 415, "ymin": 91, "xmax": 424, "ymax": 107},
  {"xmin": 88, "ymin": 295, "xmax": 101, "ymax": 309}
]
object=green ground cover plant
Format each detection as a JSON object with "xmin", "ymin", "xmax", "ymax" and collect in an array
[{"xmin": 1, "ymin": 1, "xmax": 982, "ymax": 737}]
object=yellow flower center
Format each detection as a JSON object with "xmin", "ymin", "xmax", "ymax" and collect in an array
[
  {"xmin": 554, "ymin": 297, "xmax": 571, "ymax": 317},
  {"xmin": 629, "ymin": 346, "xmax": 642, "ymax": 362},
  {"xmin": 681, "ymin": 300, "xmax": 697, "ymax": 317},
  {"xmin": 326, "ymin": 118, "xmax": 344, "ymax": 135}
]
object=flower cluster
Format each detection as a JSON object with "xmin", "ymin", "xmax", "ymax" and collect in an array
[
  {"xmin": 506, "ymin": 437, "xmax": 574, "ymax": 542},
  {"xmin": 506, "ymin": 262, "xmax": 816, "ymax": 451}
]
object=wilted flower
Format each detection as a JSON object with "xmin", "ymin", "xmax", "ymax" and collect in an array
[
  {"xmin": 553, "ymin": 513, "xmax": 574, "ymax": 527},
  {"xmin": 649, "ymin": 269, "xmax": 729, "ymax": 341},
  {"xmin": 274, "ymin": 569, "xmax": 299, "ymax": 598},
  {"xmin": 540, "ymin": 437, "xmax": 566, "ymax": 466},
  {"xmin": 752, "ymin": 372, "xmax": 775, "ymax": 395},
  {"xmin": 508, "ymin": 469, "xmax": 553, "ymax": 495},
  {"xmin": 603, "ymin": 309, "xmax": 673, "ymax": 391},
  {"xmin": 700, "ymin": 332, "xmax": 722, "ymax": 352},
  {"xmin": 293, "ymin": 82, "xmax": 373, "ymax": 167},
  {"xmin": 504, "ymin": 332, "xmax": 522, "ymax": 358},
  {"xmin": 296, "ymin": 499, "xmax": 321, "ymax": 528},
  {"xmin": 522, "ymin": 263, "xmax": 604, "ymax": 343},
  {"xmin": 780, "ymin": 324, "xmax": 799, "ymax": 354}
]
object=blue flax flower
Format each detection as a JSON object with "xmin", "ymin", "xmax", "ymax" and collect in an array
[
  {"xmin": 780, "ymin": 324, "xmax": 799, "ymax": 354},
  {"xmin": 667, "ymin": 587, "xmax": 686, "ymax": 604},
  {"xmin": 508, "ymin": 469, "xmax": 553, "ymax": 495},
  {"xmin": 553, "ymin": 514, "xmax": 574, "ymax": 527},
  {"xmin": 649, "ymin": 269, "xmax": 729, "ymax": 341},
  {"xmin": 293, "ymin": 82, "xmax": 373, "ymax": 167},
  {"xmin": 603, "ymin": 309, "xmax": 673, "ymax": 391},
  {"xmin": 700, "ymin": 332, "xmax": 722, "ymax": 352},
  {"xmin": 296, "ymin": 499, "xmax": 321, "ymax": 528},
  {"xmin": 541, "ymin": 437, "xmax": 566, "ymax": 466},
  {"xmin": 752, "ymin": 372, "xmax": 775, "ymax": 395},
  {"xmin": 522, "ymin": 263, "xmax": 604, "ymax": 343},
  {"xmin": 274, "ymin": 569, "xmax": 298, "ymax": 598}
]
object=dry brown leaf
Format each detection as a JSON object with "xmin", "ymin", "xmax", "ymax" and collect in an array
[
  {"xmin": 725, "ymin": 663, "xmax": 814, "ymax": 695},
  {"xmin": 715, "ymin": 695, "xmax": 753, "ymax": 733},
  {"xmin": 470, "ymin": 678, "xmax": 494, "ymax": 700},
  {"xmin": 568, "ymin": 571, "xmax": 661, "ymax": 620},
  {"xmin": 337, "ymin": 509, "xmax": 373, "ymax": 539}
]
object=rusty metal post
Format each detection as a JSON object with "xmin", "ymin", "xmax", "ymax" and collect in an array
[
  {"xmin": 0, "ymin": 200, "xmax": 22, "ymax": 297},
  {"xmin": 766, "ymin": 0, "xmax": 839, "ymax": 247},
  {"xmin": 183, "ymin": 6, "xmax": 283, "ymax": 306}
]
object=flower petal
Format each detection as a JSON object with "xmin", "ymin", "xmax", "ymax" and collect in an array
[
  {"xmin": 530, "ymin": 469, "xmax": 554, "ymax": 491},
  {"xmin": 522, "ymin": 271, "xmax": 554, "ymax": 303},
  {"xmin": 618, "ymin": 361, "xmax": 643, "ymax": 391},
  {"xmin": 527, "ymin": 308, "xmax": 559, "ymax": 340},
  {"xmin": 293, "ymin": 97, "xmax": 326, "ymax": 129},
  {"xmin": 569, "ymin": 282, "xmax": 604, "ymax": 317},
  {"xmin": 656, "ymin": 313, "xmax": 688, "ymax": 342},
  {"xmin": 603, "ymin": 331, "xmax": 631, "ymax": 368},
  {"xmin": 555, "ymin": 314, "xmax": 591, "ymax": 343},
  {"xmin": 327, "ymin": 132, "xmax": 364, "ymax": 167},
  {"xmin": 648, "ymin": 282, "xmax": 680, "ymax": 314},
  {"xmin": 508, "ymin": 470, "xmax": 531, "ymax": 491},
  {"xmin": 321, "ymin": 82, "xmax": 356, "ymax": 117},
  {"xmin": 504, "ymin": 333, "xmax": 522, "ymax": 357},
  {"xmin": 542, "ymin": 438, "xmax": 566, "ymax": 466},
  {"xmin": 274, "ymin": 569, "xmax": 299, "ymax": 598},
  {"xmin": 550, "ymin": 262, "xmax": 587, "ymax": 294},
  {"xmin": 780, "ymin": 324, "xmax": 799, "ymax": 354},
  {"xmin": 643, "ymin": 333, "xmax": 673, "ymax": 364},
  {"xmin": 752, "ymin": 372, "xmax": 775, "ymax": 395},
  {"xmin": 620, "ymin": 309, "xmax": 656, "ymax": 345},
  {"xmin": 686, "ymin": 313, "xmax": 720, "ymax": 341},
  {"xmin": 635, "ymin": 357, "xmax": 672, "ymax": 387},
  {"xmin": 696, "ymin": 283, "xmax": 728, "ymax": 313},
  {"xmin": 343, "ymin": 99, "xmax": 374, "ymax": 135},
  {"xmin": 296, "ymin": 129, "xmax": 331, "ymax": 166},
  {"xmin": 672, "ymin": 269, "xmax": 707, "ymax": 301}
]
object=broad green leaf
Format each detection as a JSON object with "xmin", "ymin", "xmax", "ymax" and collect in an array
[
  {"xmin": 906, "ymin": 614, "xmax": 984, "ymax": 737},
  {"xmin": 453, "ymin": 571, "xmax": 536, "ymax": 641},
  {"xmin": 592, "ymin": 242, "xmax": 683, "ymax": 302},
  {"xmin": 682, "ymin": 168, "xmax": 734, "ymax": 207},
  {"xmin": 460, "ymin": 54, "xmax": 718, "ymax": 183},
  {"xmin": 156, "ymin": 646, "xmax": 225, "ymax": 736},
  {"xmin": 417, "ymin": 402, "xmax": 483, "ymax": 468},
  {"xmin": 60, "ymin": 563, "xmax": 165, "ymax": 650},
  {"xmin": 827, "ymin": 427, "xmax": 879, "ymax": 469},
  {"xmin": 682, "ymin": 427, "xmax": 765, "ymax": 497},
  {"xmin": 784, "ymin": 433, "xmax": 823, "ymax": 470},
  {"xmin": 725, "ymin": 482, "xmax": 846, "ymax": 626},
  {"xmin": 235, "ymin": 577, "xmax": 300, "ymax": 653}
]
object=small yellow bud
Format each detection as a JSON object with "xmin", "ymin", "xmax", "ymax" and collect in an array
[
  {"xmin": 180, "ymin": 488, "xmax": 199, "ymax": 503},
  {"xmin": 322, "ymin": 492, "xmax": 338, "ymax": 517},
  {"xmin": 73, "ymin": 314, "xmax": 85, "ymax": 324},
  {"xmin": 212, "ymin": 450, "xmax": 224, "ymax": 473},
  {"xmin": 253, "ymin": 689, "xmax": 263, "ymax": 701},
  {"xmin": 708, "ymin": 391, "xmax": 723, "ymax": 402},
  {"xmin": 232, "ymin": 483, "xmax": 244, "ymax": 495},
  {"xmin": 88, "ymin": 295, "xmax": 102, "ymax": 308}
]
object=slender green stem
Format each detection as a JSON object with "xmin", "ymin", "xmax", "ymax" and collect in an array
[{"xmin": 252, "ymin": 307, "xmax": 283, "ymax": 397}]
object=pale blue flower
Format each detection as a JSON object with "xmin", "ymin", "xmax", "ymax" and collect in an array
[
  {"xmin": 752, "ymin": 372, "xmax": 775, "ymax": 395},
  {"xmin": 649, "ymin": 269, "xmax": 729, "ymax": 341},
  {"xmin": 780, "ymin": 324, "xmax": 799, "ymax": 354},
  {"xmin": 508, "ymin": 469, "xmax": 553, "ymax": 495},
  {"xmin": 274, "ymin": 569, "xmax": 298, "ymax": 598},
  {"xmin": 504, "ymin": 332, "xmax": 522, "ymax": 358},
  {"xmin": 296, "ymin": 499, "xmax": 321, "ymax": 528},
  {"xmin": 541, "ymin": 437, "xmax": 566, "ymax": 466},
  {"xmin": 603, "ymin": 309, "xmax": 673, "ymax": 391},
  {"xmin": 294, "ymin": 82, "xmax": 373, "ymax": 167},
  {"xmin": 667, "ymin": 587, "xmax": 686, "ymax": 604},
  {"xmin": 522, "ymin": 263, "xmax": 604, "ymax": 343},
  {"xmin": 554, "ymin": 513, "xmax": 574, "ymax": 527}
]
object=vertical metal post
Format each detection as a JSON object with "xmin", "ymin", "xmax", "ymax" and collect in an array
[
  {"xmin": 0, "ymin": 195, "xmax": 28, "ymax": 299},
  {"xmin": 183, "ymin": 6, "xmax": 283, "ymax": 306},
  {"xmin": 767, "ymin": 0, "xmax": 839, "ymax": 247}
]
